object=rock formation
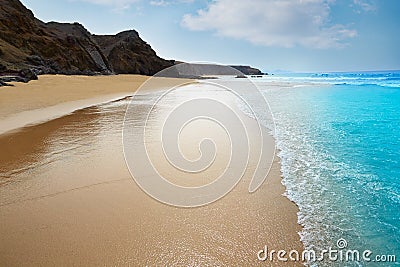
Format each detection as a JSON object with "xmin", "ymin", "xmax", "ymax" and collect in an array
[
  {"xmin": 0, "ymin": 0, "xmax": 174, "ymax": 83},
  {"xmin": 0, "ymin": 0, "xmax": 264, "ymax": 85}
]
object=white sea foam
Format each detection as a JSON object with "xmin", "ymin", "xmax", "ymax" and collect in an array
[{"xmin": 242, "ymin": 75, "xmax": 400, "ymax": 266}]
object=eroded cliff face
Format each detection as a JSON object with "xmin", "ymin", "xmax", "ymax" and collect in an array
[
  {"xmin": 0, "ymin": 0, "xmax": 265, "ymax": 84},
  {"xmin": 0, "ymin": 0, "xmax": 174, "ymax": 80},
  {"xmin": 93, "ymin": 30, "xmax": 173, "ymax": 75},
  {"xmin": 230, "ymin": 65, "xmax": 264, "ymax": 75}
]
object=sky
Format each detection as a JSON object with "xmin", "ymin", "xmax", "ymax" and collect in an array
[{"xmin": 20, "ymin": 0, "xmax": 400, "ymax": 73}]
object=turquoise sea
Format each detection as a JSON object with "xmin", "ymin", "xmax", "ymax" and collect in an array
[{"xmin": 254, "ymin": 71, "xmax": 400, "ymax": 266}]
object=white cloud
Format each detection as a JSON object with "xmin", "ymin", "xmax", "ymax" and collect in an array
[
  {"xmin": 150, "ymin": 0, "xmax": 194, "ymax": 6},
  {"xmin": 181, "ymin": 0, "xmax": 357, "ymax": 49},
  {"xmin": 353, "ymin": 0, "xmax": 376, "ymax": 12},
  {"xmin": 150, "ymin": 0, "xmax": 169, "ymax": 6}
]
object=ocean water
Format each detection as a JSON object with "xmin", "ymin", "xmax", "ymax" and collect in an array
[{"xmin": 253, "ymin": 71, "xmax": 400, "ymax": 266}]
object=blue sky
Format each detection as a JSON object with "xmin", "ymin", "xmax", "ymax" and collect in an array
[{"xmin": 20, "ymin": 0, "xmax": 400, "ymax": 73}]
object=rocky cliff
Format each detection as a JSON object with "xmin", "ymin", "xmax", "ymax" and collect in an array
[
  {"xmin": 163, "ymin": 62, "xmax": 264, "ymax": 78},
  {"xmin": 230, "ymin": 65, "xmax": 264, "ymax": 75},
  {"xmin": 0, "ymin": 0, "xmax": 264, "ymax": 85},
  {"xmin": 93, "ymin": 31, "xmax": 172, "ymax": 75},
  {"xmin": 0, "ymin": 0, "xmax": 174, "ymax": 82}
]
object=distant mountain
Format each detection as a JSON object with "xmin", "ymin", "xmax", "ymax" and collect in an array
[
  {"xmin": 164, "ymin": 63, "xmax": 264, "ymax": 78},
  {"xmin": 0, "ymin": 0, "xmax": 174, "ymax": 81},
  {"xmin": 230, "ymin": 65, "xmax": 264, "ymax": 75}
]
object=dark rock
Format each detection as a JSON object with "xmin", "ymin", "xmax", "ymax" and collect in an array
[
  {"xmin": 0, "ymin": 79, "xmax": 13, "ymax": 86},
  {"xmin": 168, "ymin": 63, "xmax": 243, "ymax": 77},
  {"xmin": 168, "ymin": 63, "xmax": 264, "ymax": 78},
  {"xmin": 19, "ymin": 68, "xmax": 38, "ymax": 80},
  {"xmin": 0, "ymin": 63, "xmax": 6, "ymax": 72},
  {"xmin": 230, "ymin": 65, "xmax": 263, "ymax": 75},
  {"xmin": 0, "ymin": 0, "xmax": 174, "ymax": 81},
  {"xmin": 26, "ymin": 55, "xmax": 45, "ymax": 66},
  {"xmin": 93, "ymin": 30, "xmax": 174, "ymax": 76},
  {"xmin": 0, "ymin": 75, "xmax": 27, "ymax": 83}
]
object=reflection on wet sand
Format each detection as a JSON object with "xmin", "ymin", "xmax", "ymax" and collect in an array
[{"xmin": 0, "ymin": 88, "xmax": 303, "ymax": 266}]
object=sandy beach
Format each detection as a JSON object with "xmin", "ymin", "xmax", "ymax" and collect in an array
[
  {"xmin": 0, "ymin": 75, "xmax": 304, "ymax": 266},
  {"xmin": 0, "ymin": 75, "xmax": 193, "ymax": 135}
]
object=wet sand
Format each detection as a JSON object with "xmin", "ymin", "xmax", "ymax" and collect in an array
[
  {"xmin": 0, "ymin": 75, "xmax": 190, "ymax": 135},
  {"xmin": 0, "ymin": 75, "xmax": 303, "ymax": 266}
]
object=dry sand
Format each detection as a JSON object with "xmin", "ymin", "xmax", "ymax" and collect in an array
[
  {"xmin": 0, "ymin": 75, "xmax": 304, "ymax": 266},
  {"xmin": 0, "ymin": 74, "xmax": 190, "ymax": 135}
]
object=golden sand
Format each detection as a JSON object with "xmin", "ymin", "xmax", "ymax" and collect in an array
[
  {"xmin": 0, "ymin": 74, "xmax": 189, "ymax": 134},
  {"xmin": 0, "ymin": 75, "xmax": 303, "ymax": 266}
]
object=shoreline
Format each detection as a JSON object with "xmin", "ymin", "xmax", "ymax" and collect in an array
[
  {"xmin": 0, "ymin": 74, "xmax": 196, "ymax": 135},
  {"xmin": 0, "ymin": 75, "xmax": 304, "ymax": 265}
]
